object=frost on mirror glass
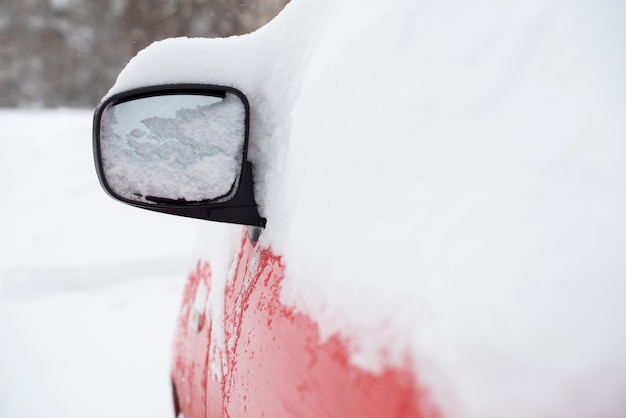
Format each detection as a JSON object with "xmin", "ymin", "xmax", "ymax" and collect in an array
[{"xmin": 100, "ymin": 93, "xmax": 246, "ymax": 203}]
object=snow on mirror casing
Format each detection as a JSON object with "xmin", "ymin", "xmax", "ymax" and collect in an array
[{"xmin": 99, "ymin": 93, "xmax": 246, "ymax": 204}]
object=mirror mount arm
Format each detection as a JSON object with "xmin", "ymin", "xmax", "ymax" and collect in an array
[
  {"xmin": 205, "ymin": 161, "xmax": 266, "ymax": 227},
  {"xmin": 138, "ymin": 161, "xmax": 266, "ymax": 227}
]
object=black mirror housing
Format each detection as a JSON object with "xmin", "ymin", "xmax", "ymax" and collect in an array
[{"xmin": 93, "ymin": 84, "xmax": 265, "ymax": 227}]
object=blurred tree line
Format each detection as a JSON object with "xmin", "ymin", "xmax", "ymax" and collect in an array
[{"xmin": 0, "ymin": 0, "xmax": 289, "ymax": 107}]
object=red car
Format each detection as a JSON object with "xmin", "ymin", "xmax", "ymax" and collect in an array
[
  {"xmin": 93, "ymin": 82, "xmax": 429, "ymax": 417},
  {"xmin": 93, "ymin": 42, "xmax": 432, "ymax": 418},
  {"xmin": 93, "ymin": 1, "xmax": 626, "ymax": 417}
]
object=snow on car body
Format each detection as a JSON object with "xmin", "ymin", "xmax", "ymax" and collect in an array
[{"xmin": 94, "ymin": 0, "xmax": 626, "ymax": 417}]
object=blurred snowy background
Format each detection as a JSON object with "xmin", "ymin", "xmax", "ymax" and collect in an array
[
  {"xmin": 0, "ymin": 2, "xmax": 287, "ymax": 417},
  {"xmin": 0, "ymin": 0, "xmax": 289, "ymax": 107}
]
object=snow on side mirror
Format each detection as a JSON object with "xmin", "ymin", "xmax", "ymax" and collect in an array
[
  {"xmin": 93, "ymin": 85, "xmax": 265, "ymax": 227},
  {"xmin": 98, "ymin": 87, "xmax": 245, "ymax": 204}
]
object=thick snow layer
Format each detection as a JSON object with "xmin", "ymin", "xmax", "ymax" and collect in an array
[{"xmin": 104, "ymin": 0, "xmax": 626, "ymax": 417}]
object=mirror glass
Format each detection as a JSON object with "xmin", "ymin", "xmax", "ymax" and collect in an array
[{"xmin": 99, "ymin": 92, "xmax": 246, "ymax": 204}]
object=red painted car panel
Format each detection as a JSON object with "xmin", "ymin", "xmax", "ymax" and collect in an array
[{"xmin": 172, "ymin": 229, "xmax": 438, "ymax": 418}]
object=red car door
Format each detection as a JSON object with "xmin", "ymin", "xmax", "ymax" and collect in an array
[
  {"xmin": 172, "ymin": 228, "xmax": 437, "ymax": 418},
  {"xmin": 172, "ymin": 259, "xmax": 212, "ymax": 418}
]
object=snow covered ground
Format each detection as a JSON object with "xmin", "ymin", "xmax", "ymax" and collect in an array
[{"xmin": 0, "ymin": 109, "xmax": 200, "ymax": 417}]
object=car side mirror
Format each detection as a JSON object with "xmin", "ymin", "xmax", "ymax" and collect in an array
[{"xmin": 93, "ymin": 84, "xmax": 265, "ymax": 227}]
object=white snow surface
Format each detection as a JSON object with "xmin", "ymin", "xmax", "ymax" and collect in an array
[
  {"xmin": 0, "ymin": 109, "xmax": 223, "ymax": 417},
  {"xmin": 105, "ymin": 0, "xmax": 626, "ymax": 417},
  {"xmin": 100, "ymin": 93, "xmax": 246, "ymax": 203}
]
